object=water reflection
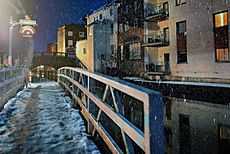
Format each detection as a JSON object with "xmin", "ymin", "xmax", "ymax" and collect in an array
[{"xmin": 164, "ymin": 97, "xmax": 230, "ymax": 154}]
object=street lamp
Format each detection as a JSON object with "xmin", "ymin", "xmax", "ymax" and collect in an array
[
  {"xmin": 8, "ymin": 15, "xmax": 37, "ymax": 66},
  {"xmin": 9, "ymin": 16, "xmax": 20, "ymax": 66}
]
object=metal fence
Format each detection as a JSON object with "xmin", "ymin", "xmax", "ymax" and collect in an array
[
  {"xmin": 58, "ymin": 67, "xmax": 164, "ymax": 154},
  {"xmin": 145, "ymin": 61, "xmax": 170, "ymax": 74},
  {"xmin": 0, "ymin": 67, "xmax": 28, "ymax": 110}
]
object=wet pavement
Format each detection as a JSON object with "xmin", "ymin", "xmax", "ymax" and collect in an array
[{"xmin": 0, "ymin": 82, "xmax": 100, "ymax": 154}]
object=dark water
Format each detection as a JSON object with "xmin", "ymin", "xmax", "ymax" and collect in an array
[{"xmin": 0, "ymin": 82, "xmax": 100, "ymax": 154}]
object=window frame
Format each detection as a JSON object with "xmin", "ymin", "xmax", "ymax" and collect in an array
[
  {"xmin": 67, "ymin": 31, "xmax": 73, "ymax": 37},
  {"xmin": 79, "ymin": 32, "xmax": 85, "ymax": 38},
  {"xmin": 213, "ymin": 10, "xmax": 229, "ymax": 63},
  {"xmin": 134, "ymin": 18, "xmax": 139, "ymax": 28},
  {"xmin": 176, "ymin": 0, "xmax": 186, "ymax": 6},
  {"xmin": 176, "ymin": 20, "xmax": 187, "ymax": 64}
]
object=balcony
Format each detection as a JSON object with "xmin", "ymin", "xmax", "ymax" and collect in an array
[
  {"xmin": 145, "ymin": 3, "xmax": 169, "ymax": 22},
  {"xmin": 145, "ymin": 61, "xmax": 170, "ymax": 74},
  {"xmin": 143, "ymin": 32, "xmax": 169, "ymax": 47}
]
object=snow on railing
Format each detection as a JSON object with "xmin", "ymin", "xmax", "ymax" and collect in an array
[
  {"xmin": 58, "ymin": 67, "xmax": 164, "ymax": 154},
  {"xmin": 0, "ymin": 67, "xmax": 29, "ymax": 110}
]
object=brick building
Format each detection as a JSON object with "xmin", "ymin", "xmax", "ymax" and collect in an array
[
  {"xmin": 57, "ymin": 24, "xmax": 87, "ymax": 53},
  {"xmin": 118, "ymin": 0, "xmax": 145, "ymax": 76}
]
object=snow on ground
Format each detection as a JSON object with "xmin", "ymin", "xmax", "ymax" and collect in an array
[{"xmin": 0, "ymin": 81, "xmax": 100, "ymax": 154}]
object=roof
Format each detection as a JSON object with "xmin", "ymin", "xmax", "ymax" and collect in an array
[
  {"xmin": 87, "ymin": 0, "xmax": 120, "ymax": 17},
  {"xmin": 58, "ymin": 24, "xmax": 85, "ymax": 29}
]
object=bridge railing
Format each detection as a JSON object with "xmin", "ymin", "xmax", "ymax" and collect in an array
[
  {"xmin": 33, "ymin": 52, "xmax": 88, "ymax": 70},
  {"xmin": 33, "ymin": 52, "xmax": 76, "ymax": 58},
  {"xmin": 58, "ymin": 67, "xmax": 164, "ymax": 154},
  {"xmin": 0, "ymin": 67, "xmax": 29, "ymax": 110}
]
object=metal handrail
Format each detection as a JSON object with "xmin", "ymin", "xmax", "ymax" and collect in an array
[
  {"xmin": 146, "ymin": 3, "xmax": 169, "ymax": 18},
  {"xmin": 58, "ymin": 67, "xmax": 163, "ymax": 154},
  {"xmin": 144, "ymin": 33, "xmax": 169, "ymax": 45},
  {"xmin": 145, "ymin": 61, "xmax": 170, "ymax": 73}
]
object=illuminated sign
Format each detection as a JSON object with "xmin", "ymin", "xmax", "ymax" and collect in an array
[
  {"xmin": 19, "ymin": 26, "xmax": 36, "ymax": 38},
  {"xmin": 19, "ymin": 19, "xmax": 37, "ymax": 26}
]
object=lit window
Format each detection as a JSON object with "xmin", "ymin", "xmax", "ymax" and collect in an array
[
  {"xmin": 68, "ymin": 31, "xmax": 73, "ymax": 36},
  {"xmin": 79, "ymin": 32, "xmax": 85, "ymax": 38},
  {"xmin": 214, "ymin": 12, "xmax": 228, "ymax": 28},
  {"xmin": 68, "ymin": 40, "xmax": 73, "ymax": 46},
  {"xmin": 219, "ymin": 125, "xmax": 230, "ymax": 140},
  {"xmin": 216, "ymin": 49, "xmax": 229, "ymax": 61},
  {"xmin": 214, "ymin": 11, "xmax": 229, "ymax": 62}
]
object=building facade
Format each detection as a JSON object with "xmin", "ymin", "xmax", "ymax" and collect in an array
[
  {"xmin": 46, "ymin": 43, "xmax": 57, "ymax": 53},
  {"xmin": 118, "ymin": 0, "xmax": 230, "ymax": 83},
  {"xmin": 76, "ymin": 1, "xmax": 120, "ymax": 72},
  {"xmin": 118, "ymin": 0, "xmax": 145, "ymax": 76},
  {"xmin": 168, "ymin": 0, "xmax": 230, "ymax": 83},
  {"xmin": 57, "ymin": 24, "xmax": 86, "ymax": 53},
  {"xmin": 143, "ymin": 0, "xmax": 170, "ymax": 79}
]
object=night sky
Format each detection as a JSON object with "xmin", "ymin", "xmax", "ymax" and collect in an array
[{"xmin": 25, "ymin": 0, "xmax": 111, "ymax": 51}]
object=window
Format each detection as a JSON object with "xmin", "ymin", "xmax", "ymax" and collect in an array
[
  {"xmin": 125, "ymin": 5, "xmax": 129, "ymax": 14},
  {"xmin": 129, "ymin": 42, "xmax": 141, "ymax": 59},
  {"xmin": 165, "ymin": 127, "xmax": 173, "ymax": 147},
  {"xmin": 165, "ymin": 100, "xmax": 172, "ymax": 120},
  {"xmin": 177, "ymin": 21, "xmax": 187, "ymax": 63},
  {"xmin": 68, "ymin": 40, "xmax": 73, "ymax": 46},
  {"xmin": 216, "ymin": 49, "xmax": 229, "ymax": 61},
  {"xmin": 119, "ymin": 24, "xmax": 123, "ymax": 33},
  {"xmin": 111, "ymin": 45, "xmax": 114, "ymax": 55},
  {"xmin": 214, "ymin": 12, "xmax": 228, "ymax": 28},
  {"xmin": 163, "ymin": 2, "xmax": 169, "ymax": 15},
  {"xmin": 125, "ymin": 21, "xmax": 129, "ymax": 31},
  {"xmin": 83, "ymin": 48, "xmax": 87, "ymax": 54},
  {"xmin": 99, "ymin": 14, "xmax": 102, "ymax": 20},
  {"xmin": 121, "ymin": 45, "xmax": 124, "ymax": 61},
  {"xmin": 134, "ymin": 19, "xmax": 138, "ymax": 28},
  {"xmin": 179, "ymin": 114, "xmax": 191, "ymax": 154},
  {"xmin": 110, "ymin": 8, "xmax": 113, "ymax": 16},
  {"xmin": 163, "ymin": 27, "xmax": 169, "ymax": 42},
  {"xmin": 111, "ymin": 24, "xmax": 114, "ymax": 34},
  {"xmin": 176, "ymin": 0, "xmax": 186, "ymax": 6},
  {"xmin": 79, "ymin": 32, "xmax": 85, "ymax": 38},
  {"xmin": 68, "ymin": 31, "xmax": 73, "ymax": 36},
  {"xmin": 218, "ymin": 125, "xmax": 230, "ymax": 154},
  {"xmin": 214, "ymin": 11, "xmax": 229, "ymax": 62},
  {"xmin": 134, "ymin": 1, "xmax": 138, "ymax": 12}
]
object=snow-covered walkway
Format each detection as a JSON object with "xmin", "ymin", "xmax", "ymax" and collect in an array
[{"xmin": 0, "ymin": 82, "xmax": 100, "ymax": 154}]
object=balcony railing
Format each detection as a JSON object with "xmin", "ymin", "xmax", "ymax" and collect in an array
[
  {"xmin": 145, "ymin": 3, "xmax": 169, "ymax": 21},
  {"xmin": 143, "ymin": 32, "xmax": 169, "ymax": 47},
  {"xmin": 145, "ymin": 61, "xmax": 170, "ymax": 74}
]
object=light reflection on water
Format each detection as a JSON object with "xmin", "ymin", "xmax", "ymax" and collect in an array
[{"xmin": 0, "ymin": 82, "xmax": 100, "ymax": 154}]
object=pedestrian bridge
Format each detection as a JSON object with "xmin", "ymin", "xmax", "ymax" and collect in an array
[
  {"xmin": 32, "ymin": 52, "xmax": 87, "ymax": 70},
  {"xmin": 0, "ymin": 66, "xmax": 164, "ymax": 154}
]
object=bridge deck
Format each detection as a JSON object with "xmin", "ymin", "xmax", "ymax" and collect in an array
[{"xmin": 0, "ymin": 82, "xmax": 100, "ymax": 153}]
